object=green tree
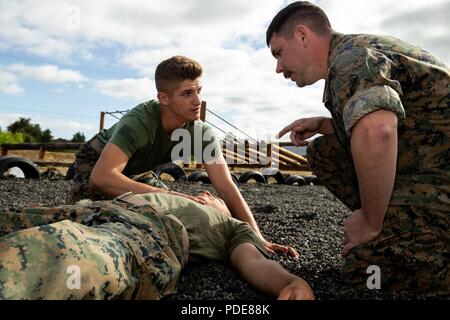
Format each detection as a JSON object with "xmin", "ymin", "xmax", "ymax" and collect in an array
[
  {"xmin": 6, "ymin": 117, "xmax": 55, "ymax": 142},
  {"xmin": 0, "ymin": 127, "xmax": 25, "ymax": 144},
  {"xmin": 40, "ymin": 129, "xmax": 53, "ymax": 143},
  {"xmin": 7, "ymin": 117, "xmax": 43, "ymax": 142},
  {"xmin": 71, "ymin": 131, "xmax": 86, "ymax": 142}
]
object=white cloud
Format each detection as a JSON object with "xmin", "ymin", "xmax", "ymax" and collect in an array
[
  {"xmin": 0, "ymin": 63, "xmax": 87, "ymax": 96},
  {"xmin": 318, "ymin": 0, "xmax": 450, "ymax": 63},
  {"xmin": 119, "ymin": 43, "xmax": 329, "ymax": 140},
  {"xmin": 6, "ymin": 64, "xmax": 87, "ymax": 84},
  {"xmin": 1, "ymin": 0, "xmax": 448, "ymax": 141},
  {"xmin": 95, "ymin": 77, "xmax": 154, "ymax": 101},
  {"xmin": 0, "ymin": 70, "xmax": 25, "ymax": 96},
  {"xmin": 0, "ymin": 0, "xmax": 282, "ymax": 60}
]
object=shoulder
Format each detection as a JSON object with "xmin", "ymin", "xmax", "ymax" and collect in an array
[
  {"xmin": 119, "ymin": 100, "xmax": 161, "ymax": 131},
  {"xmin": 329, "ymin": 34, "xmax": 399, "ymax": 71},
  {"xmin": 126, "ymin": 99, "xmax": 160, "ymax": 118}
]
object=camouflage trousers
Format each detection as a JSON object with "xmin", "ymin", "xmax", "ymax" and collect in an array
[
  {"xmin": 68, "ymin": 138, "xmax": 167, "ymax": 204},
  {"xmin": 0, "ymin": 200, "xmax": 189, "ymax": 300},
  {"xmin": 307, "ymin": 134, "xmax": 450, "ymax": 295}
]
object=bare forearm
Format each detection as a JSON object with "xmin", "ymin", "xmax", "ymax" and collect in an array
[
  {"xmin": 90, "ymin": 170, "xmax": 164, "ymax": 197},
  {"xmin": 319, "ymin": 117, "xmax": 335, "ymax": 135},
  {"xmin": 351, "ymin": 121, "xmax": 397, "ymax": 230},
  {"xmin": 219, "ymin": 184, "xmax": 263, "ymax": 237},
  {"xmin": 231, "ymin": 243, "xmax": 298, "ymax": 295}
]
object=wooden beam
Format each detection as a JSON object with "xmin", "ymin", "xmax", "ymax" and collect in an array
[
  {"xmin": 99, "ymin": 112, "xmax": 105, "ymax": 131},
  {"xmin": 39, "ymin": 145, "xmax": 45, "ymax": 160},
  {"xmin": 1, "ymin": 143, "xmax": 82, "ymax": 151},
  {"xmin": 34, "ymin": 161, "xmax": 73, "ymax": 167},
  {"xmin": 273, "ymin": 144, "xmax": 308, "ymax": 164},
  {"xmin": 200, "ymin": 101, "xmax": 206, "ymax": 122}
]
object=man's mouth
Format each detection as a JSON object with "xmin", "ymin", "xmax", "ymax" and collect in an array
[{"xmin": 284, "ymin": 71, "xmax": 294, "ymax": 81}]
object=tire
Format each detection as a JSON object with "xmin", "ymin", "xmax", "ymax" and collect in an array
[
  {"xmin": 153, "ymin": 162, "xmax": 187, "ymax": 181},
  {"xmin": 304, "ymin": 175, "xmax": 320, "ymax": 185},
  {"xmin": 238, "ymin": 170, "xmax": 266, "ymax": 184},
  {"xmin": 286, "ymin": 175, "xmax": 307, "ymax": 186},
  {"xmin": 0, "ymin": 156, "xmax": 41, "ymax": 180},
  {"xmin": 261, "ymin": 167, "xmax": 286, "ymax": 184},
  {"xmin": 187, "ymin": 170, "xmax": 211, "ymax": 184},
  {"xmin": 230, "ymin": 172, "xmax": 239, "ymax": 185}
]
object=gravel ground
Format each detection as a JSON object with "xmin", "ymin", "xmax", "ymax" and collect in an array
[{"xmin": 0, "ymin": 178, "xmax": 444, "ymax": 300}]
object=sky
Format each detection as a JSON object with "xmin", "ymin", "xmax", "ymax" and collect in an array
[{"xmin": 0, "ymin": 0, "xmax": 449, "ymax": 142}]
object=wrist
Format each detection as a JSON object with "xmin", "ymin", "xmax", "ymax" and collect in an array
[
  {"xmin": 319, "ymin": 118, "xmax": 333, "ymax": 135},
  {"xmin": 362, "ymin": 210, "xmax": 384, "ymax": 234}
]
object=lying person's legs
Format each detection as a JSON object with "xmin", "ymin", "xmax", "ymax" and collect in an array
[{"xmin": 0, "ymin": 200, "xmax": 188, "ymax": 300}]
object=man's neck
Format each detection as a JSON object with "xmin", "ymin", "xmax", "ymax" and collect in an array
[
  {"xmin": 318, "ymin": 33, "xmax": 333, "ymax": 79},
  {"xmin": 160, "ymin": 106, "xmax": 186, "ymax": 135}
]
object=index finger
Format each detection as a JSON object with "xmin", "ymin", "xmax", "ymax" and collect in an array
[
  {"xmin": 277, "ymin": 289, "xmax": 294, "ymax": 300},
  {"xmin": 276, "ymin": 122, "xmax": 296, "ymax": 139}
]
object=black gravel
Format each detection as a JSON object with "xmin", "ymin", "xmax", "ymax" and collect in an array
[{"xmin": 0, "ymin": 178, "xmax": 445, "ymax": 300}]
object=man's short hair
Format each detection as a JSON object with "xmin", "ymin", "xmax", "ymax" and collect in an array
[
  {"xmin": 266, "ymin": 1, "xmax": 332, "ymax": 46},
  {"xmin": 155, "ymin": 56, "xmax": 202, "ymax": 93}
]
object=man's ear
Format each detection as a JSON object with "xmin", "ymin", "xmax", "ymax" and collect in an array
[
  {"xmin": 294, "ymin": 25, "xmax": 310, "ymax": 47},
  {"xmin": 157, "ymin": 91, "xmax": 169, "ymax": 105}
]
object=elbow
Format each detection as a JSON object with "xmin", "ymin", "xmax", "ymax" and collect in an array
[
  {"xmin": 89, "ymin": 167, "xmax": 104, "ymax": 190},
  {"xmin": 355, "ymin": 112, "xmax": 398, "ymax": 145},
  {"xmin": 370, "ymin": 122, "xmax": 397, "ymax": 143}
]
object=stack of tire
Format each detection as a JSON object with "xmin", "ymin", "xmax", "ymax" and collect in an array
[
  {"xmin": 0, "ymin": 156, "xmax": 40, "ymax": 179},
  {"xmin": 285, "ymin": 174, "xmax": 320, "ymax": 186},
  {"xmin": 182, "ymin": 166, "xmax": 320, "ymax": 186}
]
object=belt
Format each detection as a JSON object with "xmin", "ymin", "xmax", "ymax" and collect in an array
[
  {"xmin": 113, "ymin": 191, "xmax": 166, "ymax": 215},
  {"xmin": 112, "ymin": 191, "xmax": 190, "ymax": 251},
  {"xmin": 89, "ymin": 137, "xmax": 104, "ymax": 154}
]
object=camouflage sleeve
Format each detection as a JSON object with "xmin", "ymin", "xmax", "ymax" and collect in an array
[{"xmin": 331, "ymin": 47, "xmax": 406, "ymax": 137}]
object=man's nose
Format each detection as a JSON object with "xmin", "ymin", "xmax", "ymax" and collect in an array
[
  {"xmin": 192, "ymin": 92, "xmax": 201, "ymax": 105},
  {"xmin": 276, "ymin": 60, "xmax": 283, "ymax": 74}
]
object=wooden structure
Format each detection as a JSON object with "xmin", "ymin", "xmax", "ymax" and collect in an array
[{"xmin": 1, "ymin": 101, "xmax": 310, "ymax": 172}]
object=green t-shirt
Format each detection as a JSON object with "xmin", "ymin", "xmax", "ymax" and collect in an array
[
  {"xmin": 97, "ymin": 100, "xmax": 221, "ymax": 176},
  {"xmin": 137, "ymin": 193, "xmax": 267, "ymax": 262}
]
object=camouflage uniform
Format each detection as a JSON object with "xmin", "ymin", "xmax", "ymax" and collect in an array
[
  {"xmin": 0, "ymin": 193, "xmax": 265, "ymax": 300},
  {"xmin": 307, "ymin": 33, "xmax": 450, "ymax": 294},
  {"xmin": 68, "ymin": 137, "xmax": 167, "ymax": 204},
  {"xmin": 0, "ymin": 199, "xmax": 189, "ymax": 299}
]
